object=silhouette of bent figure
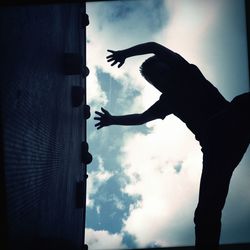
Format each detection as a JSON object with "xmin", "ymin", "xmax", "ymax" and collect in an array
[{"xmin": 94, "ymin": 42, "xmax": 250, "ymax": 249}]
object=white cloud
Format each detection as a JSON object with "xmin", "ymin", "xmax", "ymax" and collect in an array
[
  {"xmin": 152, "ymin": 0, "xmax": 223, "ymax": 91},
  {"xmin": 96, "ymin": 205, "xmax": 101, "ymax": 215},
  {"xmin": 86, "ymin": 0, "xmax": 168, "ymax": 113},
  {"xmin": 157, "ymin": 0, "xmax": 249, "ymax": 99},
  {"xmin": 85, "ymin": 228, "xmax": 126, "ymax": 250},
  {"xmin": 87, "ymin": 65, "xmax": 108, "ymax": 108},
  {"xmin": 87, "ymin": 156, "xmax": 114, "ymax": 208},
  {"xmin": 119, "ymin": 117, "xmax": 203, "ymax": 247},
  {"xmin": 111, "ymin": 194, "xmax": 126, "ymax": 211},
  {"xmin": 160, "ymin": 0, "xmax": 221, "ymax": 53}
]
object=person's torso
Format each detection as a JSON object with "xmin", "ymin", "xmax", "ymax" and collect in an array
[{"xmin": 161, "ymin": 64, "xmax": 230, "ymax": 140}]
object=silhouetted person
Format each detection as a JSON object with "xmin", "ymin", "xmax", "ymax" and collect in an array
[{"xmin": 94, "ymin": 42, "xmax": 250, "ymax": 249}]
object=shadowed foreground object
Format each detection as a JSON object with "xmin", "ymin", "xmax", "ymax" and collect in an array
[{"xmin": 0, "ymin": 3, "xmax": 91, "ymax": 250}]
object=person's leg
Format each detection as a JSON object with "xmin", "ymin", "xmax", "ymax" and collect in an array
[
  {"xmin": 194, "ymin": 98, "xmax": 249, "ymax": 249},
  {"xmin": 231, "ymin": 92, "xmax": 250, "ymax": 143},
  {"xmin": 194, "ymin": 147, "xmax": 234, "ymax": 250}
]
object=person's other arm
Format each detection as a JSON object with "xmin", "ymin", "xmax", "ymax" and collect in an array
[
  {"xmin": 106, "ymin": 42, "xmax": 181, "ymax": 68},
  {"xmin": 94, "ymin": 107, "xmax": 160, "ymax": 130}
]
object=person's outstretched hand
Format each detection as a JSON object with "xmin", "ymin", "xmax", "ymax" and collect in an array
[
  {"xmin": 94, "ymin": 107, "xmax": 113, "ymax": 130},
  {"xmin": 106, "ymin": 50, "xmax": 126, "ymax": 68}
]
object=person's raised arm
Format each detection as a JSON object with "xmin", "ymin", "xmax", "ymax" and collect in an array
[
  {"xmin": 106, "ymin": 42, "xmax": 178, "ymax": 68},
  {"xmin": 94, "ymin": 107, "xmax": 159, "ymax": 130}
]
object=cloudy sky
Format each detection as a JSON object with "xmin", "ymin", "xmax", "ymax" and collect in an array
[{"xmin": 85, "ymin": 0, "xmax": 250, "ymax": 249}]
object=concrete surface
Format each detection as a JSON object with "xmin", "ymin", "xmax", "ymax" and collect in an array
[{"xmin": 0, "ymin": 3, "xmax": 86, "ymax": 250}]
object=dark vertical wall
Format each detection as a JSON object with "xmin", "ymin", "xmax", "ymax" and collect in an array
[{"xmin": 0, "ymin": 4, "xmax": 85, "ymax": 250}]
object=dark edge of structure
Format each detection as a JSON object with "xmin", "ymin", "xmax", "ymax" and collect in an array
[
  {"xmin": 0, "ymin": 104, "xmax": 8, "ymax": 250},
  {"xmin": 246, "ymin": 0, "xmax": 250, "ymax": 90}
]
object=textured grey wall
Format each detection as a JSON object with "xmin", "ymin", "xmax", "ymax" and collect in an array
[{"xmin": 0, "ymin": 4, "xmax": 86, "ymax": 250}]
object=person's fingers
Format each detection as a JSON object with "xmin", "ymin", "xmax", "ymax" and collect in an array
[
  {"xmin": 97, "ymin": 125, "xmax": 103, "ymax": 130},
  {"xmin": 107, "ymin": 58, "xmax": 114, "ymax": 62},
  {"xmin": 107, "ymin": 49, "xmax": 114, "ymax": 53},
  {"xmin": 94, "ymin": 122, "xmax": 101, "ymax": 127},
  {"xmin": 111, "ymin": 61, "xmax": 117, "ymax": 66},
  {"xmin": 118, "ymin": 61, "xmax": 124, "ymax": 68},
  {"xmin": 94, "ymin": 117, "xmax": 101, "ymax": 120},
  {"xmin": 106, "ymin": 55, "xmax": 114, "ymax": 59},
  {"xmin": 101, "ymin": 107, "xmax": 107, "ymax": 114},
  {"xmin": 95, "ymin": 111, "xmax": 104, "ymax": 116}
]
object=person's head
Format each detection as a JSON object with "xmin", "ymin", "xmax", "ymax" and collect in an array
[{"xmin": 140, "ymin": 55, "xmax": 171, "ymax": 92}]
